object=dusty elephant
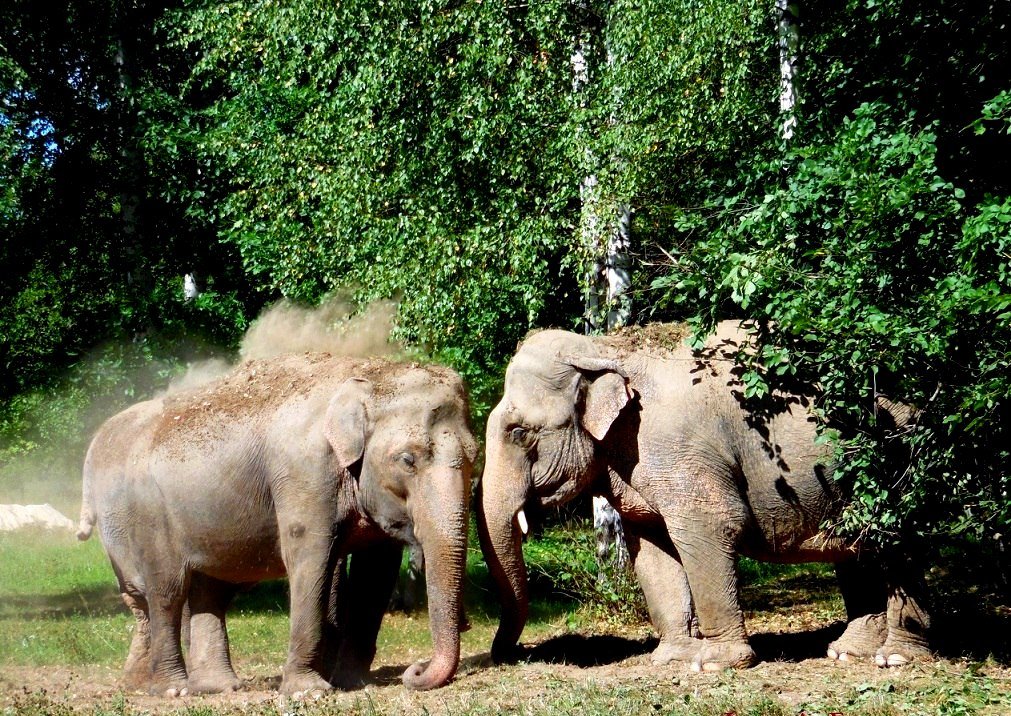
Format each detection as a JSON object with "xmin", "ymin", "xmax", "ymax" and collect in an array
[
  {"xmin": 78, "ymin": 354, "xmax": 476, "ymax": 695},
  {"xmin": 478, "ymin": 321, "xmax": 931, "ymax": 672}
]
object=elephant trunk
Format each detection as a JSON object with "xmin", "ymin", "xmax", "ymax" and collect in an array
[
  {"xmin": 401, "ymin": 468, "xmax": 468, "ymax": 690},
  {"xmin": 476, "ymin": 434, "xmax": 529, "ymax": 662}
]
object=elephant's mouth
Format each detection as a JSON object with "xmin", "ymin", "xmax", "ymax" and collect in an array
[{"xmin": 514, "ymin": 493, "xmax": 544, "ymax": 538}]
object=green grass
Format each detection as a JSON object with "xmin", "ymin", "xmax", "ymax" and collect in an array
[
  {"xmin": 0, "ymin": 530, "xmax": 130, "ymax": 666},
  {"xmin": 2, "ymin": 526, "xmax": 1010, "ymax": 716}
]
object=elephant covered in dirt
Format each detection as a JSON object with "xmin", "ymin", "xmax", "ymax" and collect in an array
[
  {"xmin": 78, "ymin": 354, "xmax": 476, "ymax": 696},
  {"xmin": 478, "ymin": 321, "xmax": 931, "ymax": 672}
]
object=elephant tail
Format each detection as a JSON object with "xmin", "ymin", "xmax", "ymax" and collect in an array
[
  {"xmin": 77, "ymin": 448, "xmax": 97, "ymax": 542},
  {"xmin": 77, "ymin": 507, "xmax": 95, "ymax": 541}
]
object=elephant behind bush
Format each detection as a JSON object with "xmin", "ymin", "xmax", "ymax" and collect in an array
[{"xmin": 478, "ymin": 321, "xmax": 930, "ymax": 672}]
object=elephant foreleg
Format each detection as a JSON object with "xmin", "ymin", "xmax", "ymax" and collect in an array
[
  {"xmin": 321, "ymin": 555, "xmax": 349, "ymax": 681},
  {"xmin": 673, "ymin": 531, "xmax": 756, "ymax": 672},
  {"xmin": 828, "ymin": 559, "xmax": 888, "ymax": 662},
  {"xmin": 877, "ymin": 558, "xmax": 932, "ymax": 667},
  {"xmin": 329, "ymin": 542, "xmax": 403, "ymax": 688},
  {"xmin": 626, "ymin": 529, "xmax": 701, "ymax": 666},
  {"xmin": 185, "ymin": 573, "xmax": 242, "ymax": 693},
  {"xmin": 280, "ymin": 526, "xmax": 339, "ymax": 695}
]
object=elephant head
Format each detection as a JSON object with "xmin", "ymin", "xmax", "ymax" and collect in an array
[
  {"xmin": 327, "ymin": 366, "xmax": 478, "ymax": 689},
  {"xmin": 477, "ymin": 331, "xmax": 631, "ymax": 660}
]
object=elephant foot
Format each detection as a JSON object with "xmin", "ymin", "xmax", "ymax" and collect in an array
[
  {"xmin": 331, "ymin": 672, "xmax": 367, "ymax": 691},
  {"xmin": 874, "ymin": 639, "xmax": 932, "ymax": 668},
  {"xmin": 122, "ymin": 668, "xmax": 152, "ymax": 693},
  {"xmin": 186, "ymin": 673, "xmax": 243, "ymax": 694},
  {"xmin": 690, "ymin": 640, "xmax": 757, "ymax": 672},
  {"xmin": 148, "ymin": 677, "xmax": 189, "ymax": 698},
  {"xmin": 329, "ymin": 642, "xmax": 375, "ymax": 690},
  {"xmin": 280, "ymin": 668, "xmax": 334, "ymax": 697},
  {"xmin": 330, "ymin": 664, "xmax": 369, "ymax": 691},
  {"xmin": 827, "ymin": 613, "xmax": 888, "ymax": 662},
  {"xmin": 651, "ymin": 636, "xmax": 703, "ymax": 665}
]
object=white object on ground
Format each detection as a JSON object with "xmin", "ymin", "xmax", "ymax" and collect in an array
[{"xmin": 0, "ymin": 503, "xmax": 76, "ymax": 532}]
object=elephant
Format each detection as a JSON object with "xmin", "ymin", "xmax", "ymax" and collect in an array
[
  {"xmin": 77, "ymin": 353, "xmax": 477, "ymax": 696},
  {"xmin": 477, "ymin": 321, "xmax": 931, "ymax": 672}
]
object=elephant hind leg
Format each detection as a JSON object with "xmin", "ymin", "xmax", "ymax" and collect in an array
[
  {"xmin": 828, "ymin": 559, "xmax": 888, "ymax": 662},
  {"xmin": 108, "ymin": 557, "xmax": 153, "ymax": 691},
  {"xmin": 121, "ymin": 591, "xmax": 152, "ymax": 690},
  {"xmin": 185, "ymin": 573, "xmax": 243, "ymax": 694},
  {"xmin": 145, "ymin": 572, "xmax": 191, "ymax": 696},
  {"xmin": 827, "ymin": 613, "xmax": 887, "ymax": 661},
  {"xmin": 875, "ymin": 583, "xmax": 932, "ymax": 667}
]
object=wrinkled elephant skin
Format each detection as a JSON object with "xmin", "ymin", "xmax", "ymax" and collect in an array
[
  {"xmin": 78, "ymin": 354, "xmax": 476, "ymax": 695},
  {"xmin": 478, "ymin": 322, "xmax": 931, "ymax": 671}
]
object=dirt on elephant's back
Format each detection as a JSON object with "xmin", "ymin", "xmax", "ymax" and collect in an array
[{"xmin": 598, "ymin": 322, "xmax": 692, "ymax": 357}]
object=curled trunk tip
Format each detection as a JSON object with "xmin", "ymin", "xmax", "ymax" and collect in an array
[{"xmin": 401, "ymin": 650, "xmax": 459, "ymax": 690}]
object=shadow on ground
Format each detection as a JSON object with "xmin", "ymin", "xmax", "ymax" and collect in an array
[{"xmin": 0, "ymin": 586, "xmax": 124, "ymax": 619}]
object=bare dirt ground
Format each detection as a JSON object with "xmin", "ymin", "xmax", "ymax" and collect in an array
[
  {"xmin": 3, "ymin": 616, "xmax": 1010, "ymax": 716},
  {"xmin": 3, "ymin": 548, "xmax": 1010, "ymax": 714}
]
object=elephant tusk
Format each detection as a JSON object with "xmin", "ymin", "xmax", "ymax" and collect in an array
[{"xmin": 516, "ymin": 509, "xmax": 529, "ymax": 536}]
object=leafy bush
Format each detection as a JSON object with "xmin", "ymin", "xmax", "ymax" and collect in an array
[
  {"xmin": 522, "ymin": 522, "xmax": 648, "ymax": 625},
  {"xmin": 653, "ymin": 101, "xmax": 1011, "ymax": 553}
]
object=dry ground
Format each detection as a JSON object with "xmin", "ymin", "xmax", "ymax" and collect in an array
[
  {"xmin": 3, "ymin": 605, "xmax": 1010, "ymax": 716},
  {"xmin": 3, "ymin": 530, "xmax": 1010, "ymax": 715}
]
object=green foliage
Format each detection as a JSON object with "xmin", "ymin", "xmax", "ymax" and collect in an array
[
  {"xmin": 652, "ymin": 98, "xmax": 1011, "ymax": 547},
  {"xmin": 0, "ymin": 0, "xmax": 255, "ymax": 442},
  {"xmin": 599, "ymin": 0, "xmax": 777, "ymax": 216},
  {"xmin": 2, "ymin": 0, "xmax": 1010, "ymax": 559},
  {"xmin": 523, "ymin": 523, "xmax": 647, "ymax": 626},
  {"xmin": 149, "ymin": 0, "xmax": 587, "ymax": 414}
]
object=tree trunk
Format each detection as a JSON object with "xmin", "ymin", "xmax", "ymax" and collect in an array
[
  {"xmin": 572, "ymin": 0, "xmax": 630, "ymax": 574},
  {"xmin": 777, "ymin": 0, "xmax": 799, "ymax": 141}
]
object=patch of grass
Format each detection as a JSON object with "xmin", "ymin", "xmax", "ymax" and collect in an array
[
  {"xmin": 521, "ymin": 522, "xmax": 649, "ymax": 627},
  {"xmin": 3, "ymin": 526, "xmax": 1011, "ymax": 716},
  {"xmin": 0, "ymin": 530, "xmax": 115, "ymax": 607},
  {"xmin": 0, "ymin": 530, "xmax": 131, "ymax": 666}
]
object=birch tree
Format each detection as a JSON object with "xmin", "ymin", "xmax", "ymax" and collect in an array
[
  {"xmin": 777, "ymin": 0, "xmax": 799, "ymax": 141},
  {"xmin": 572, "ymin": 0, "xmax": 630, "ymax": 575}
]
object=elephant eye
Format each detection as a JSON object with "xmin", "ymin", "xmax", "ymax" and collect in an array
[
  {"xmin": 509, "ymin": 426, "xmax": 530, "ymax": 445},
  {"xmin": 398, "ymin": 452, "xmax": 416, "ymax": 469}
]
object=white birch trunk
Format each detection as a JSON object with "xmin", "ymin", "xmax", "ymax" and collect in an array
[
  {"xmin": 573, "ymin": 3, "xmax": 630, "ymax": 574},
  {"xmin": 183, "ymin": 273, "xmax": 200, "ymax": 302},
  {"xmin": 777, "ymin": 0, "xmax": 799, "ymax": 141}
]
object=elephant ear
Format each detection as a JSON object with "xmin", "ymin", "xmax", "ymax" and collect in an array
[
  {"xmin": 562, "ymin": 355, "xmax": 631, "ymax": 441},
  {"xmin": 324, "ymin": 378, "xmax": 372, "ymax": 470}
]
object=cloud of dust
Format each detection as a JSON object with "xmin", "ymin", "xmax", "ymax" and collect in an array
[
  {"xmin": 239, "ymin": 296, "xmax": 402, "ymax": 361},
  {"xmin": 165, "ymin": 357, "xmax": 233, "ymax": 393},
  {"xmin": 0, "ymin": 296, "xmax": 402, "ymax": 519},
  {"xmin": 160, "ymin": 295, "xmax": 403, "ymax": 394}
]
